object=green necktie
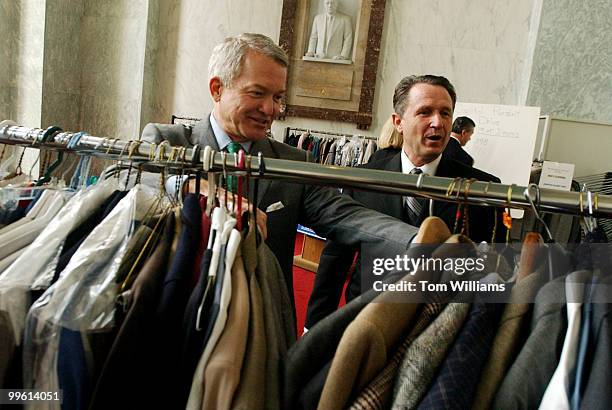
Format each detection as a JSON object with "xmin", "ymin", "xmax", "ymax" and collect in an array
[{"xmin": 225, "ymin": 142, "xmax": 243, "ymax": 193}]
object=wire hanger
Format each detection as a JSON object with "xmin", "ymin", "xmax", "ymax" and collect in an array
[{"xmin": 524, "ymin": 183, "xmax": 553, "ymax": 242}]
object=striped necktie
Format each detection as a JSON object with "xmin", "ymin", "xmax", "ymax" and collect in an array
[{"xmin": 405, "ymin": 167, "xmax": 424, "ymax": 225}]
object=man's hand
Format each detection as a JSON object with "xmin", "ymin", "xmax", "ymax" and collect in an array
[{"xmin": 185, "ymin": 177, "xmax": 268, "ymax": 240}]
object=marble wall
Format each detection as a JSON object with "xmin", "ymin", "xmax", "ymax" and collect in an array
[
  {"xmin": 0, "ymin": 0, "xmax": 19, "ymax": 121},
  {"xmin": 146, "ymin": 0, "xmax": 537, "ymax": 138},
  {"xmin": 11, "ymin": 0, "xmax": 45, "ymax": 128},
  {"xmin": 148, "ymin": 0, "xmax": 283, "ymax": 124},
  {"xmin": 77, "ymin": 0, "xmax": 149, "ymax": 139},
  {"xmin": 527, "ymin": 0, "xmax": 612, "ymax": 123},
  {"xmin": 2, "ymin": 0, "xmax": 608, "ymax": 143},
  {"xmin": 41, "ymin": 0, "xmax": 84, "ymax": 131}
]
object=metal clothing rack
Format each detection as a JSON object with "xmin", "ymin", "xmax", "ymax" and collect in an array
[
  {"xmin": 2, "ymin": 123, "xmax": 612, "ymax": 218},
  {"xmin": 285, "ymin": 127, "xmax": 378, "ymax": 141}
]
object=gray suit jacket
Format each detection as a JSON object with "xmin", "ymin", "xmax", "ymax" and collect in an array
[
  {"xmin": 580, "ymin": 274, "xmax": 612, "ymax": 409},
  {"xmin": 493, "ymin": 274, "xmax": 572, "ymax": 409},
  {"xmin": 141, "ymin": 118, "xmax": 418, "ymax": 301},
  {"xmin": 472, "ymin": 265, "xmax": 548, "ymax": 410}
]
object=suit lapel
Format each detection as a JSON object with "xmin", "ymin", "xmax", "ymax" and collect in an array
[
  {"xmin": 381, "ymin": 152, "xmax": 404, "ymax": 219},
  {"xmin": 328, "ymin": 16, "xmax": 338, "ymax": 50},
  {"xmin": 432, "ymin": 156, "xmax": 459, "ymax": 224},
  {"xmin": 249, "ymin": 137, "xmax": 276, "ymax": 209}
]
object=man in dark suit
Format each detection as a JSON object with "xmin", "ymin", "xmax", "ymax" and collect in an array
[
  {"xmin": 305, "ymin": 75, "xmax": 503, "ymax": 330},
  {"xmin": 140, "ymin": 33, "xmax": 419, "ymax": 312},
  {"xmin": 443, "ymin": 116, "xmax": 475, "ymax": 166}
]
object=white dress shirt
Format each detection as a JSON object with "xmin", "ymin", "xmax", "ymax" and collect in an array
[
  {"xmin": 538, "ymin": 272, "xmax": 586, "ymax": 410},
  {"xmin": 400, "ymin": 149, "xmax": 441, "ymax": 176}
]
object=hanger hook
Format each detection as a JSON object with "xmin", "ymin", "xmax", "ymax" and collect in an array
[
  {"xmin": 587, "ymin": 190, "xmax": 593, "ymax": 216},
  {"xmin": 221, "ymin": 151, "xmax": 228, "ymax": 179},
  {"xmin": 524, "ymin": 183, "xmax": 553, "ymax": 241},
  {"xmin": 454, "ymin": 178, "xmax": 465, "ymax": 200},
  {"xmin": 524, "ymin": 183, "xmax": 541, "ymax": 216},
  {"xmin": 416, "ymin": 172, "xmax": 425, "ymax": 190}
]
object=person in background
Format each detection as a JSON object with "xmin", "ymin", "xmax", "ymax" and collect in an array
[
  {"xmin": 305, "ymin": 75, "xmax": 502, "ymax": 331},
  {"xmin": 377, "ymin": 116, "xmax": 403, "ymax": 149},
  {"xmin": 443, "ymin": 116, "xmax": 475, "ymax": 166}
]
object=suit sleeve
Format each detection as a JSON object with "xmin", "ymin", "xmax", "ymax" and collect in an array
[
  {"xmin": 300, "ymin": 184, "xmax": 418, "ymax": 251},
  {"xmin": 140, "ymin": 122, "xmax": 194, "ymax": 147},
  {"xmin": 307, "ymin": 16, "xmax": 320, "ymax": 54},
  {"xmin": 340, "ymin": 16, "xmax": 353, "ymax": 59}
]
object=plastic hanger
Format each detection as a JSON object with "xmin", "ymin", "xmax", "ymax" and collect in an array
[
  {"xmin": 234, "ymin": 150, "xmax": 246, "ymax": 230},
  {"xmin": 254, "ymin": 152, "xmax": 266, "ymax": 246},
  {"xmin": 241, "ymin": 153, "xmax": 253, "ymax": 234},
  {"xmin": 35, "ymin": 126, "xmax": 63, "ymax": 186},
  {"xmin": 196, "ymin": 205, "xmax": 230, "ymax": 331},
  {"xmin": 523, "ymin": 183, "xmax": 555, "ymax": 280}
]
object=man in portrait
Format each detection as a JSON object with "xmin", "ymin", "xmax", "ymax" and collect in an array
[{"xmin": 305, "ymin": 0, "xmax": 353, "ymax": 60}]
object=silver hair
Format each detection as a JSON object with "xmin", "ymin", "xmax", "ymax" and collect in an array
[{"xmin": 208, "ymin": 33, "xmax": 289, "ymax": 87}]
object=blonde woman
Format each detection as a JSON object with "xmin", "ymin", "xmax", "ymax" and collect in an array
[{"xmin": 377, "ymin": 116, "xmax": 403, "ymax": 149}]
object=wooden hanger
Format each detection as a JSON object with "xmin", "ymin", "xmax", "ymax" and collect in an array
[
  {"xmin": 413, "ymin": 216, "xmax": 452, "ymax": 244},
  {"xmin": 517, "ymin": 231, "xmax": 544, "ymax": 280}
]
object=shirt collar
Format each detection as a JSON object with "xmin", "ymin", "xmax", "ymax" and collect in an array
[
  {"xmin": 209, "ymin": 113, "xmax": 252, "ymax": 152},
  {"xmin": 450, "ymin": 135, "xmax": 461, "ymax": 144},
  {"xmin": 401, "ymin": 148, "xmax": 441, "ymax": 176}
]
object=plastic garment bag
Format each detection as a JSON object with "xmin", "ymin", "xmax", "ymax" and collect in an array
[{"xmin": 22, "ymin": 184, "xmax": 160, "ymax": 401}]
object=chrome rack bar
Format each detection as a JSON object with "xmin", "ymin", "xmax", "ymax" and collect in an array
[{"xmin": 2, "ymin": 123, "xmax": 612, "ymax": 218}]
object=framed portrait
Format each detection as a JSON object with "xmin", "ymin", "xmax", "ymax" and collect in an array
[{"xmin": 279, "ymin": 0, "xmax": 387, "ymax": 130}]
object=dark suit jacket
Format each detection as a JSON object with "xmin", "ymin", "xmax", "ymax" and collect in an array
[
  {"xmin": 141, "ymin": 119, "xmax": 419, "ymax": 303},
  {"xmin": 580, "ymin": 274, "xmax": 612, "ymax": 409},
  {"xmin": 443, "ymin": 137, "xmax": 474, "ymax": 166},
  {"xmin": 417, "ymin": 300, "xmax": 505, "ymax": 410},
  {"xmin": 305, "ymin": 147, "xmax": 503, "ymax": 328},
  {"xmin": 89, "ymin": 212, "xmax": 175, "ymax": 410},
  {"xmin": 492, "ymin": 274, "xmax": 570, "ymax": 410}
]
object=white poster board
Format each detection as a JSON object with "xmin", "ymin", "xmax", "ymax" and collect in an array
[
  {"xmin": 454, "ymin": 102, "xmax": 540, "ymax": 185},
  {"xmin": 453, "ymin": 102, "xmax": 540, "ymax": 218}
]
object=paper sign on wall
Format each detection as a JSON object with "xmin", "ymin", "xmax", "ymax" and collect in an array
[
  {"xmin": 539, "ymin": 161, "xmax": 575, "ymax": 191},
  {"xmin": 454, "ymin": 103, "xmax": 541, "ymax": 218}
]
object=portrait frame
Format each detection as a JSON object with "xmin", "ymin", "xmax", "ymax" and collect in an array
[{"xmin": 278, "ymin": 0, "xmax": 387, "ymax": 130}]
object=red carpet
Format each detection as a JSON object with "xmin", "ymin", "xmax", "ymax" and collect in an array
[
  {"xmin": 293, "ymin": 233, "xmax": 315, "ymax": 337},
  {"xmin": 293, "ymin": 233, "xmax": 349, "ymax": 337}
]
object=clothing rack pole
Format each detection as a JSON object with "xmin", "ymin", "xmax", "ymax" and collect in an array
[{"xmin": 2, "ymin": 123, "xmax": 612, "ymax": 218}]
